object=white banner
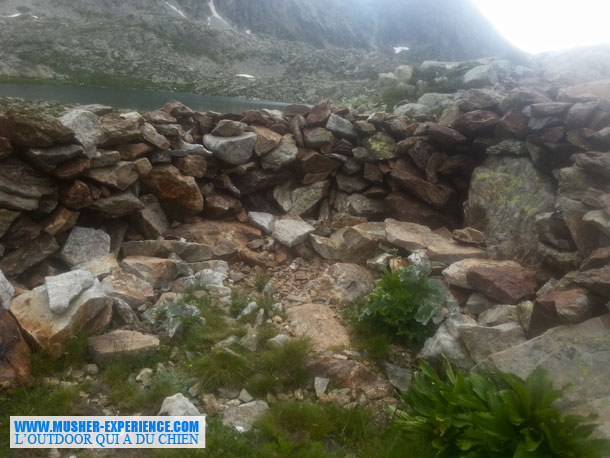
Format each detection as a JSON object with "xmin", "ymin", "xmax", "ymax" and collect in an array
[{"xmin": 10, "ymin": 416, "xmax": 206, "ymax": 449}]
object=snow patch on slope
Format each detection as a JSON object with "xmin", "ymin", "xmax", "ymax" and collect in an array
[
  {"xmin": 394, "ymin": 46, "xmax": 410, "ymax": 54},
  {"xmin": 236, "ymin": 74, "xmax": 254, "ymax": 79},
  {"xmin": 1, "ymin": 13, "xmax": 39, "ymax": 19},
  {"xmin": 208, "ymin": 0, "xmax": 229, "ymax": 26},
  {"xmin": 164, "ymin": 1, "xmax": 187, "ymax": 19}
]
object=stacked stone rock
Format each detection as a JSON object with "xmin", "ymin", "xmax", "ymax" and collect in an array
[{"xmin": 0, "ymin": 70, "xmax": 610, "ymax": 393}]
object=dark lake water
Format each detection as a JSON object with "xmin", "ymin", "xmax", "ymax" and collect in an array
[{"xmin": 0, "ymin": 83, "xmax": 290, "ymax": 114}]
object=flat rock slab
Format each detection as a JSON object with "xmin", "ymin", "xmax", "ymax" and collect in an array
[
  {"xmin": 120, "ymin": 256, "xmax": 179, "ymax": 289},
  {"xmin": 386, "ymin": 221, "xmax": 484, "ymax": 263},
  {"xmin": 10, "ymin": 280, "xmax": 111, "ymax": 357},
  {"xmin": 167, "ymin": 219, "xmax": 262, "ymax": 258},
  {"xmin": 101, "ymin": 270, "xmax": 155, "ymax": 307},
  {"xmin": 247, "ymin": 212, "xmax": 275, "ymax": 234},
  {"xmin": 458, "ymin": 322, "xmax": 526, "ymax": 364},
  {"xmin": 466, "ymin": 264, "xmax": 538, "ymax": 304},
  {"xmin": 89, "ymin": 330, "xmax": 159, "ymax": 366},
  {"xmin": 272, "ymin": 219, "xmax": 315, "ymax": 248},
  {"xmin": 476, "ymin": 315, "xmax": 610, "ymax": 440},
  {"xmin": 443, "ymin": 258, "xmax": 524, "ymax": 289},
  {"xmin": 310, "ymin": 227, "xmax": 379, "ymax": 265},
  {"xmin": 45, "ymin": 270, "xmax": 95, "ymax": 314},
  {"xmin": 222, "ymin": 400, "xmax": 269, "ymax": 432},
  {"xmin": 286, "ymin": 303, "xmax": 350, "ymax": 351},
  {"xmin": 121, "ymin": 240, "xmax": 213, "ymax": 263},
  {"xmin": 74, "ymin": 254, "xmax": 120, "ymax": 279}
]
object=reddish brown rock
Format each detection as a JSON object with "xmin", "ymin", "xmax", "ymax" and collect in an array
[
  {"xmin": 0, "ymin": 310, "xmax": 33, "ymax": 388},
  {"xmin": 53, "ymin": 158, "xmax": 91, "ymax": 181},
  {"xmin": 574, "ymin": 266, "xmax": 610, "ymax": 297},
  {"xmin": 390, "ymin": 161, "xmax": 455, "ymax": 209},
  {"xmin": 250, "ymin": 125, "xmax": 282, "ymax": 156},
  {"xmin": 452, "ymin": 110, "xmax": 499, "ymax": 136},
  {"xmin": 142, "ymin": 165, "xmax": 204, "ymax": 220},
  {"xmin": 536, "ymin": 289, "xmax": 595, "ymax": 324},
  {"xmin": 40, "ymin": 206, "xmax": 79, "ymax": 236},
  {"xmin": 167, "ymin": 219, "xmax": 262, "ymax": 259},
  {"xmin": 426, "ymin": 124, "xmax": 466, "ymax": 147},
  {"xmin": 305, "ymin": 101, "xmax": 331, "ymax": 127},
  {"xmin": 98, "ymin": 113, "xmax": 143, "ymax": 147},
  {"xmin": 83, "ymin": 161, "xmax": 139, "ymax": 191},
  {"xmin": 297, "ymin": 149, "xmax": 341, "ymax": 175},
  {"xmin": 205, "ymin": 193, "xmax": 242, "ymax": 219},
  {"xmin": 4, "ymin": 110, "xmax": 75, "ymax": 147},
  {"xmin": 581, "ymin": 247, "xmax": 610, "ymax": 271},
  {"xmin": 117, "ymin": 143, "xmax": 154, "ymax": 160},
  {"xmin": 496, "ymin": 110, "xmax": 528, "ymax": 138},
  {"xmin": 466, "ymin": 265, "xmax": 538, "ymax": 304},
  {"xmin": 175, "ymin": 155, "xmax": 207, "ymax": 178},
  {"xmin": 59, "ymin": 180, "xmax": 94, "ymax": 210}
]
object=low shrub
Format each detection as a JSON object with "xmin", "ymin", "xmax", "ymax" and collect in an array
[{"xmin": 397, "ymin": 359, "xmax": 610, "ymax": 458}]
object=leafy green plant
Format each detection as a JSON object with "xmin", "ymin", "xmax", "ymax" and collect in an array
[
  {"xmin": 358, "ymin": 263, "xmax": 454, "ymax": 343},
  {"xmin": 397, "ymin": 359, "xmax": 610, "ymax": 458},
  {"xmin": 142, "ymin": 300, "xmax": 205, "ymax": 339}
]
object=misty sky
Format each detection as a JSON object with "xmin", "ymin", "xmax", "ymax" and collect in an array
[{"xmin": 471, "ymin": 0, "xmax": 610, "ymax": 54}]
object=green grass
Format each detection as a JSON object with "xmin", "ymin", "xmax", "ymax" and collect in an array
[
  {"xmin": 190, "ymin": 338, "xmax": 311, "ymax": 396},
  {"xmin": 343, "ymin": 305, "xmax": 392, "ymax": 360},
  {"xmin": 155, "ymin": 403, "xmax": 433, "ymax": 458},
  {"xmin": 251, "ymin": 270, "xmax": 271, "ymax": 293},
  {"xmin": 229, "ymin": 290, "xmax": 252, "ymax": 318},
  {"xmin": 30, "ymin": 330, "xmax": 90, "ymax": 376},
  {"xmin": 0, "ymin": 384, "xmax": 80, "ymax": 456},
  {"xmin": 192, "ymin": 349, "xmax": 252, "ymax": 391}
]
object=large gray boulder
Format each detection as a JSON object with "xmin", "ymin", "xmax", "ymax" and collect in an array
[
  {"xmin": 222, "ymin": 400, "xmax": 269, "ymax": 432},
  {"xmin": 59, "ymin": 108, "xmax": 101, "ymax": 156},
  {"xmin": 464, "ymin": 156, "xmax": 555, "ymax": 264},
  {"xmin": 476, "ymin": 315, "xmax": 610, "ymax": 440},
  {"xmin": 45, "ymin": 270, "xmax": 95, "ymax": 314},
  {"xmin": 89, "ymin": 330, "xmax": 160, "ymax": 366},
  {"xmin": 203, "ymin": 132, "xmax": 257, "ymax": 165},
  {"xmin": 60, "ymin": 226, "xmax": 111, "ymax": 266},
  {"xmin": 272, "ymin": 219, "xmax": 315, "ymax": 247},
  {"xmin": 10, "ymin": 279, "xmax": 111, "ymax": 357}
]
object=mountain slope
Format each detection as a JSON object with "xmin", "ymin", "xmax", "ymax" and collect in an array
[{"xmin": 0, "ymin": 0, "xmax": 520, "ymax": 102}]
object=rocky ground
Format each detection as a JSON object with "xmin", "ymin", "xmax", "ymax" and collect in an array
[{"xmin": 1, "ymin": 49, "xmax": 610, "ymax": 456}]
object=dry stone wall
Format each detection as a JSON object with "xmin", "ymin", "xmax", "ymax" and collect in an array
[{"xmin": 1, "ymin": 61, "xmax": 610, "ymax": 395}]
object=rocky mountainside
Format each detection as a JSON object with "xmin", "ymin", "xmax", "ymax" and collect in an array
[{"xmin": 0, "ymin": 0, "xmax": 519, "ymax": 102}]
